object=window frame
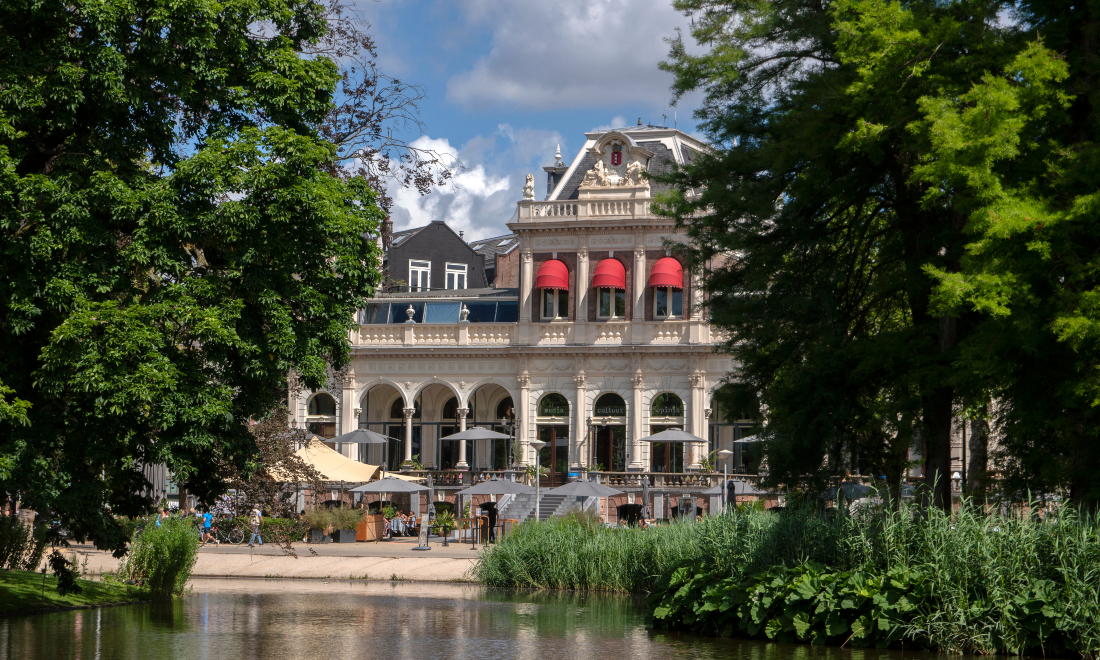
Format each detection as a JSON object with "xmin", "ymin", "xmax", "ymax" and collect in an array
[
  {"xmin": 409, "ymin": 259, "xmax": 431, "ymax": 292},
  {"xmin": 597, "ymin": 288, "xmax": 626, "ymax": 320},
  {"xmin": 541, "ymin": 289, "xmax": 569, "ymax": 321},
  {"xmin": 653, "ymin": 287, "xmax": 683, "ymax": 319},
  {"xmin": 445, "ymin": 262, "xmax": 468, "ymax": 290}
]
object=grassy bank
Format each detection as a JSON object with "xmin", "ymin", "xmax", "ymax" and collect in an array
[
  {"xmin": 0, "ymin": 569, "xmax": 147, "ymax": 615},
  {"xmin": 475, "ymin": 503, "xmax": 1100, "ymax": 656}
]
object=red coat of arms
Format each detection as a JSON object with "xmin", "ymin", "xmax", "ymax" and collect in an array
[{"xmin": 611, "ymin": 144, "xmax": 622, "ymax": 166}]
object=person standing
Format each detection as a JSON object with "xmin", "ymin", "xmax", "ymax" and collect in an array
[
  {"xmin": 248, "ymin": 507, "xmax": 263, "ymax": 548},
  {"xmin": 201, "ymin": 509, "xmax": 217, "ymax": 546}
]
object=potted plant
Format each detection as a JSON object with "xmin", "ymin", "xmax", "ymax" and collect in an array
[
  {"xmin": 431, "ymin": 511, "xmax": 456, "ymax": 538},
  {"xmin": 330, "ymin": 506, "xmax": 359, "ymax": 543},
  {"xmin": 304, "ymin": 509, "xmax": 332, "ymax": 544}
]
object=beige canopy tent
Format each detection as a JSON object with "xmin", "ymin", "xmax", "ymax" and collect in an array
[{"xmin": 273, "ymin": 437, "xmax": 379, "ymax": 483}]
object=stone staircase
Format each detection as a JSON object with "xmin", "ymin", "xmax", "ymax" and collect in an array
[{"xmin": 496, "ymin": 491, "xmax": 582, "ymax": 523}]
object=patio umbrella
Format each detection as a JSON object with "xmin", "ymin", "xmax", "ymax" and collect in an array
[
  {"xmin": 701, "ymin": 479, "xmax": 768, "ymax": 496},
  {"xmin": 546, "ymin": 479, "xmax": 622, "ymax": 497},
  {"xmin": 641, "ymin": 478, "xmax": 651, "ymax": 519},
  {"xmin": 426, "ymin": 473, "xmax": 436, "ymax": 516},
  {"xmin": 547, "ymin": 479, "xmax": 622, "ymax": 524},
  {"xmin": 351, "ymin": 476, "xmax": 429, "ymax": 493},
  {"xmin": 438, "ymin": 427, "xmax": 512, "ymax": 441},
  {"xmin": 330, "ymin": 428, "xmax": 394, "ymax": 444},
  {"xmin": 637, "ymin": 429, "xmax": 707, "ymax": 443},
  {"xmin": 455, "ymin": 477, "xmax": 534, "ymax": 497}
]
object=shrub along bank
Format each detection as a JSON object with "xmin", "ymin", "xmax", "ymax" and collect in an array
[
  {"xmin": 118, "ymin": 517, "xmax": 198, "ymax": 598},
  {"xmin": 476, "ymin": 503, "xmax": 1100, "ymax": 656}
]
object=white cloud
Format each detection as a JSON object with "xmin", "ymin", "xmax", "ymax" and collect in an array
[
  {"xmin": 446, "ymin": 0, "xmax": 691, "ymax": 111},
  {"xmin": 386, "ymin": 127, "xmax": 564, "ymax": 240}
]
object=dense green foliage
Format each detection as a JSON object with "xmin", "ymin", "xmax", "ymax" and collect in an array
[
  {"xmin": 658, "ymin": 0, "xmax": 1100, "ymax": 506},
  {"xmin": 119, "ymin": 517, "xmax": 198, "ymax": 598},
  {"xmin": 0, "ymin": 0, "xmax": 383, "ymax": 552},
  {"xmin": 476, "ymin": 504, "xmax": 1100, "ymax": 655},
  {"xmin": 649, "ymin": 502, "xmax": 1100, "ymax": 656},
  {"xmin": 0, "ymin": 515, "xmax": 47, "ymax": 570}
]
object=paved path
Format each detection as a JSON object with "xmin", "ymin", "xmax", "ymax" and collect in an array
[{"xmin": 63, "ymin": 537, "xmax": 484, "ymax": 583}]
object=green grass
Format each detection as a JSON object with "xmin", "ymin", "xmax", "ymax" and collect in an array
[{"xmin": 0, "ymin": 569, "xmax": 148, "ymax": 615}]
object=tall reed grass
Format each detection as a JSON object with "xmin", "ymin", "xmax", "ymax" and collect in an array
[
  {"xmin": 475, "ymin": 501, "xmax": 1100, "ymax": 655},
  {"xmin": 119, "ymin": 517, "xmax": 198, "ymax": 598}
]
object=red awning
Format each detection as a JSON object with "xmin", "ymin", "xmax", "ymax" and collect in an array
[
  {"xmin": 535, "ymin": 259, "xmax": 569, "ymax": 290},
  {"xmin": 648, "ymin": 257, "xmax": 683, "ymax": 289},
  {"xmin": 592, "ymin": 258, "xmax": 626, "ymax": 290}
]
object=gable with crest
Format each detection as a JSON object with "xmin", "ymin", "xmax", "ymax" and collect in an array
[{"xmin": 579, "ymin": 132, "xmax": 655, "ymax": 190}]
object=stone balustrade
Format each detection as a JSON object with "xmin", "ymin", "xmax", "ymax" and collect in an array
[{"xmin": 356, "ymin": 320, "xmax": 699, "ymax": 347}]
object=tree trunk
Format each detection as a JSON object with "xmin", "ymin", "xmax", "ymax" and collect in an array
[
  {"xmin": 923, "ymin": 386, "xmax": 955, "ymax": 511},
  {"xmin": 967, "ymin": 416, "xmax": 989, "ymax": 502}
]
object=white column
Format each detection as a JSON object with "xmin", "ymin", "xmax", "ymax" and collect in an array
[
  {"xmin": 457, "ymin": 407, "xmax": 469, "ymax": 469},
  {"xmin": 576, "ymin": 247, "xmax": 589, "ymax": 342},
  {"xmin": 520, "ymin": 249, "xmax": 534, "ymax": 323},
  {"xmin": 631, "ymin": 373, "xmax": 645, "ymax": 469},
  {"xmin": 340, "ymin": 376, "xmax": 356, "ymax": 458},
  {"xmin": 689, "ymin": 373, "xmax": 706, "ymax": 468},
  {"xmin": 573, "ymin": 373, "xmax": 586, "ymax": 469},
  {"xmin": 632, "ymin": 246, "xmax": 646, "ymax": 323},
  {"xmin": 518, "ymin": 375, "xmax": 531, "ymax": 464},
  {"xmin": 403, "ymin": 407, "xmax": 415, "ymax": 467}
]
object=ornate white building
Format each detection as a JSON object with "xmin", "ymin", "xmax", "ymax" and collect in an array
[{"xmin": 290, "ymin": 124, "xmax": 755, "ymax": 517}]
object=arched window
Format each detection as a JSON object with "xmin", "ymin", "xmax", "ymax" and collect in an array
[
  {"xmin": 535, "ymin": 259, "xmax": 569, "ymax": 320},
  {"xmin": 442, "ymin": 397, "xmax": 471, "ymax": 420},
  {"xmin": 593, "ymin": 258, "xmax": 626, "ymax": 319},
  {"xmin": 496, "ymin": 397, "xmax": 515, "ymax": 421},
  {"xmin": 307, "ymin": 392, "xmax": 337, "ymax": 438},
  {"xmin": 389, "ymin": 397, "xmax": 420, "ymax": 419},
  {"xmin": 649, "ymin": 257, "xmax": 683, "ymax": 318},
  {"xmin": 651, "ymin": 392, "xmax": 685, "ymax": 419},
  {"xmin": 537, "ymin": 393, "xmax": 569, "ymax": 418},
  {"xmin": 593, "ymin": 393, "xmax": 626, "ymax": 418},
  {"xmin": 308, "ymin": 393, "xmax": 336, "ymax": 416}
]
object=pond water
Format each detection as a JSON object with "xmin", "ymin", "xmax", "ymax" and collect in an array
[{"xmin": 1, "ymin": 579, "xmax": 947, "ymax": 660}]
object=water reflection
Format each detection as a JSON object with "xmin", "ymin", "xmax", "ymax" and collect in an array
[{"xmin": 0, "ymin": 580, "xmax": 950, "ymax": 660}]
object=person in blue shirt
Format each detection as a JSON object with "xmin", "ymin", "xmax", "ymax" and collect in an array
[{"xmin": 201, "ymin": 510, "xmax": 217, "ymax": 546}]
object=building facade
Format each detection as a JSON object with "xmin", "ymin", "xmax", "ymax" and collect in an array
[{"xmin": 291, "ymin": 124, "xmax": 760, "ymax": 517}]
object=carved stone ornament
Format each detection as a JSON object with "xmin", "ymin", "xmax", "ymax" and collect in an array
[
  {"xmin": 522, "ymin": 173, "xmax": 535, "ymax": 200},
  {"xmin": 632, "ymin": 374, "xmax": 644, "ymax": 387},
  {"xmin": 460, "ymin": 305, "xmax": 470, "ymax": 322},
  {"xmin": 690, "ymin": 374, "xmax": 703, "ymax": 387},
  {"xmin": 354, "ymin": 407, "xmax": 362, "ymax": 418},
  {"xmin": 573, "ymin": 373, "xmax": 587, "ymax": 387},
  {"xmin": 403, "ymin": 407, "xmax": 416, "ymax": 420},
  {"xmin": 458, "ymin": 380, "xmax": 467, "ymax": 391},
  {"xmin": 522, "ymin": 251, "xmax": 532, "ymax": 263},
  {"xmin": 579, "ymin": 136, "xmax": 652, "ymax": 189},
  {"xmin": 404, "ymin": 381, "xmax": 413, "ymax": 391},
  {"xmin": 517, "ymin": 375, "xmax": 530, "ymax": 388},
  {"xmin": 457, "ymin": 407, "xmax": 470, "ymax": 417},
  {"xmin": 704, "ymin": 408, "xmax": 713, "ymax": 419},
  {"xmin": 405, "ymin": 304, "xmax": 416, "ymax": 323}
]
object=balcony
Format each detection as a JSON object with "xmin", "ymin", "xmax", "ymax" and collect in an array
[{"xmin": 355, "ymin": 320, "xmax": 705, "ymax": 348}]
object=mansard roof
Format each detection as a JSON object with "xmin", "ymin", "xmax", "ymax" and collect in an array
[{"xmin": 548, "ymin": 125, "xmax": 708, "ymax": 201}]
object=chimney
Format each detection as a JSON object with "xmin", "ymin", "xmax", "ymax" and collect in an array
[
  {"xmin": 460, "ymin": 231, "xmax": 465, "ymax": 242},
  {"xmin": 638, "ymin": 117, "xmax": 642, "ymax": 125}
]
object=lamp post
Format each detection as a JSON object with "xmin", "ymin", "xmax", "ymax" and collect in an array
[
  {"xmin": 717, "ymin": 449, "xmax": 733, "ymax": 511},
  {"xmin": 530, "ymin": 439, "xmax": 546, "ymax": 521}
]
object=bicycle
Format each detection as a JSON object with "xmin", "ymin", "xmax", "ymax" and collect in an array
[{"xmin": 214, "ymin": 524, "xmax": 245, "ymax": 545}]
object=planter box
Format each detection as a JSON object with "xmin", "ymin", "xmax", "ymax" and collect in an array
[
  {"xmin": 331, "ymin": 529, "xmax": 356, "ymax": 543},
  {"xmin": 309, "ymin": 529, "xmax": 330, "ymax": 544},
  {"xmin": 356, "ymin": 513, "xmax": 386, "ymax": 542}
]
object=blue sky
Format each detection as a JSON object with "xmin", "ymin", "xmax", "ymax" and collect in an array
[{"xmin": 357, "ymin": 0, "xmax": 700, "ymax": 240}]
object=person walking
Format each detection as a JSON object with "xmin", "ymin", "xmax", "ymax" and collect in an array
[
  {"xmin": 201, "ymin": 509, "xmax": 218, "ymax": 546},
  {"xmin": 248, "ymin": 507, "xmax": 263, "ymax": 548}
]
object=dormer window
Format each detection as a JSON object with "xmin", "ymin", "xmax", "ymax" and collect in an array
[
  {"xmin": 445, "ymin": 263, "xmax": 467, "ymax": 290},
  {"xmin": 409, "ymin": 260, "xmax": 431, "ymax": 292},
  {"xmin": 592, "ymin": 258, "xmax": 627, "ymax": 320},
  {"xmin": 535, "ymin": 259, "xmax": 569, "ymax": 321}
]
